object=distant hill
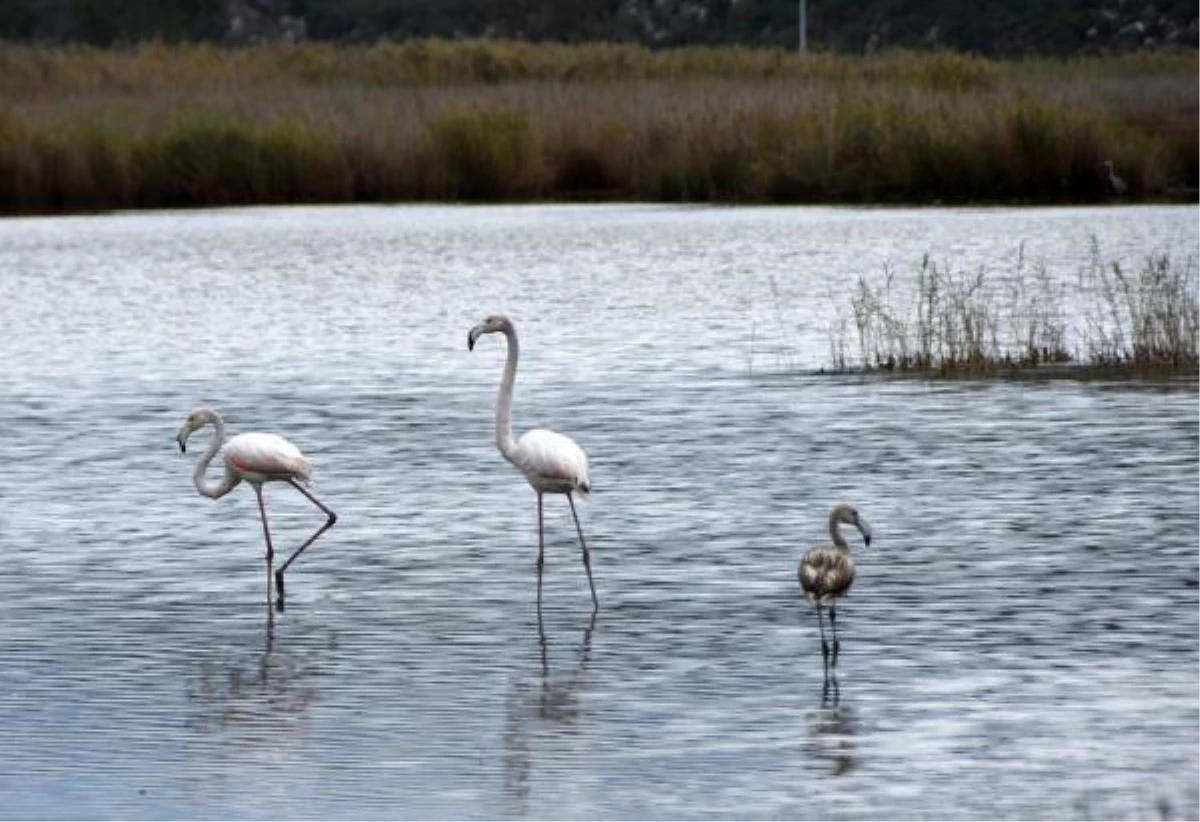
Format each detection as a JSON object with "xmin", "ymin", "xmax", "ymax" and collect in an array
[{"xmin": 2, "ymin": 0, "xmax": 1196, "ymax": 55}]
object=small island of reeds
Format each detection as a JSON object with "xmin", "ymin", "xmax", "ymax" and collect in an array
[
  {"xmin": 823, "ymin": 240, "xmax": 1198, "ymax": 381},
  {"xmin": 0, "ymin": 39, "xmax": 1196, "ymax": 214}
]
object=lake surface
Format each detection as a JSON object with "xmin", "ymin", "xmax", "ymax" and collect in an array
[{"xmin": 0, "ymin": 204, "xmax": 1196, "ymax": 820}]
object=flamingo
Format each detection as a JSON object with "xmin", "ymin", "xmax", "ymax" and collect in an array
[
  {"xmin": 467, "ymin": 315, "xmax": 598, "ymax": 612},
  {"xmin": 1101, "ymin": 160, "xmax": 1128, "ymax": 195},
  {"xmin": 175, "ymin": 407, "xmax": 337, "ymax": 609},
  {"xmin": 799, "ymin": 503, "xmax": 871, "ymax": 667}
]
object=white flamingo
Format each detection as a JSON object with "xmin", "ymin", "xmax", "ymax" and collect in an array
[
  {"xmin": 176, "ymin": 407, "xmax": 337, "ymax": 609},
  {"xmin": 468, "ymin": 315, "xmax": 598, "ymax": 611},
  {"xmin": 799, "ymin": 503, "xmax": 871, "ymax": 667},
  {"xmin": 1101, "ymin": 160, "xmax": 1128, "ymax": 195}
]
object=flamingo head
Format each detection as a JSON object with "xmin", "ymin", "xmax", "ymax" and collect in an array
[
  {"xmin": 176, "ymin": 407, "xmax": 216, "ymax": 453},
  {"xmin": 467, "ymin": 314, "xmax": 512, "ymax": 351},
  {"xmin": 832, "ymin": 503, "xmax": 871, "ymax": 547}
]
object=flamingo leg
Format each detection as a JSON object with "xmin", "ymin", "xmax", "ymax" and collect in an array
[
  {"xmin": 815, "ymin": 603, "xmax": 830, "ymax": 664},
  {"xmin": 822, "ymin": 669, "xmax": 839, "ymax": 702},
  {"xmin": 252, "ymin": 484, "xmax": 275, "ymax": 607},
  {"xmin": 566, "ymin": 493, "xmax": 598, "ymax": 612},
  {"xmin": 830, "ymin": 603, "xmax": 840, "ymax": 667},
  {"xmin": 536, "ymin": 591, "xmax": 547, "ymax": 675},
  {"xmin": 536, "ymin": 492, "xmax": 545, "ymax": 570},
  {"xmin": 272, "ymin": 479, "xmax": 338, "ymax": 609},
  {"xmin": 536, "ymin": 495, "xmax": 545, "ymax": 609}
]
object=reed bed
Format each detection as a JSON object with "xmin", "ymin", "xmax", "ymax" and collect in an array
[
  {"xmin": 837, "ymin": 242, "xmax": 1198, "ymax": 379},
  {"xmin": 0, "ymin": 40, "xmax": 1195, "ymax": 212}
]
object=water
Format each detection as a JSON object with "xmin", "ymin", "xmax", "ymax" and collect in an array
[{"xmin": 0, "ymin": 204, "xmax": 1196, "ymax": 820}]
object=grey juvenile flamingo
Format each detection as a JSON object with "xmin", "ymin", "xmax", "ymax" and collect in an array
[{"xmin": 799, "ymin": 503, "xmax": 871, "ymax": 666}]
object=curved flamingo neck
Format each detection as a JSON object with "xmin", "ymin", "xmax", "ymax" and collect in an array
[
  {"xmin": 192, "ymin": 411, "xmax": 238, "ymax": 499},
  {"xmin": 495, "ymin": 323, "xmax": 520, "ymax": 460},
  {"xmin": 828, "ymin": 511, "xmax": 850, "ymax": 549}
]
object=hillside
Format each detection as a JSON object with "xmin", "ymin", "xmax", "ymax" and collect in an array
[{"xmin": 1, "ymin": 0, "xmax": 1196, "ymax": 55}]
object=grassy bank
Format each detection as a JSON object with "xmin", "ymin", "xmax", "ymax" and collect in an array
[
  {"xmin": 0, "ymin": 40, "xmax": 1196, "ymax": 213},
  {"xmin": 829, "ymin": 241, "xmax": 1198, "ymax": 379}
]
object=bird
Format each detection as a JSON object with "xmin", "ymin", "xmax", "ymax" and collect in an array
[
  {"xmin": 799, "ymin": 503, "xmax": 871, "ymax": 667},
  {"xmin": 1101, "ymin": 160, "xmax": 1127, "ymax": 195},
  {"xmin": 467, "ymin": 315, "xmax": 598, "ymax": 612},
  {"xmin": 175, "ymin": 407, "xmax": 337, "ymax": 610}
]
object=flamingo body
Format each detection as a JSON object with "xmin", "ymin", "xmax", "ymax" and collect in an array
[
  {"xmin": 799, "ymin": 545, "xmax": 856, "ymax": 605},
  {"xmin": 508, "ymin": 428, "xmax": 591, "ymax": 495},
  {"xmin": 223, "ymin": 432, "xmax": 313, "ymax": 485}
]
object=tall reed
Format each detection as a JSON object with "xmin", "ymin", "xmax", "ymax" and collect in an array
[{"xmin": 843, "ymin": 243, "xmax": 1197, "ymax": 378}]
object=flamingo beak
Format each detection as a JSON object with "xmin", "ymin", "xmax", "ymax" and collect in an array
[
  {"xmin": 176, "ymin": 435, "xmax": 187, "ymax": 453},
  {"xmin": 467, "ymin": 325, "xmax": 483, "ymax": 351},
  {"xmin": 858, "ymin": 517, "xmax": 872, "ymax": 547}
]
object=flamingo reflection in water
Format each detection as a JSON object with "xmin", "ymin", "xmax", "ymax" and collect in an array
[
  {"xmin": 502, "ymin": 605, "xmax": 597, "ymax": 814},
  {"xmin": 189, "ymin": 610, "xmax": 317, "ymax": 734},
  {"xmin": 806, "ymin": 674, "xmax": 858, "ymax": 777}
]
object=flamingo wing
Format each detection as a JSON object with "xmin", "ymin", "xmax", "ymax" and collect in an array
[
  {"xmin": 223, "ymin": 432, "xmax": 312, "ymax": 482},
  {"xmin": 512, "ymin": 428, "xmax": 590, "ymax": 492}
]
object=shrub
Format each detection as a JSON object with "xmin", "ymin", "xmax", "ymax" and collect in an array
[{"xmin": 429, "ymin": 107, "xmax": 541, "ymax": 200}]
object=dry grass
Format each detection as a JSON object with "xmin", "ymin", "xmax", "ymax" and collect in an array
[
  {"xmin": 0, "ymin": 40, "xmax": 1195, "ymax": 213},
  {"xmin": 836, "ymin": 242, "xmax": 1198, "ymax": 378}
]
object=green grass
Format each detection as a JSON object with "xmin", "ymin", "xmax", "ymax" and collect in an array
[{"xmin": 0, "ymin": 40, "xmax": 1195, "ymax": 213}]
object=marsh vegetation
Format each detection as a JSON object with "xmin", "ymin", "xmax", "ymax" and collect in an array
[
  {"xmin": 0, "ymin": 40, "xmax": 1195, "ymax": 213},
  {"xmin": 828, "ymin": 240, "xmax": 1199, "ymax": 378}
]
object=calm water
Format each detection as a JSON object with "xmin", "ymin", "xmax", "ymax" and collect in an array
[{"xmin": 0, "ymin": 205, "xmax": 1196, "ymax": 820}]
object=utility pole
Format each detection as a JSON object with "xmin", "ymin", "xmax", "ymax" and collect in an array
[{"xmin": 798, "ymin": 0, "xmax": 807, "ymax": 52}]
